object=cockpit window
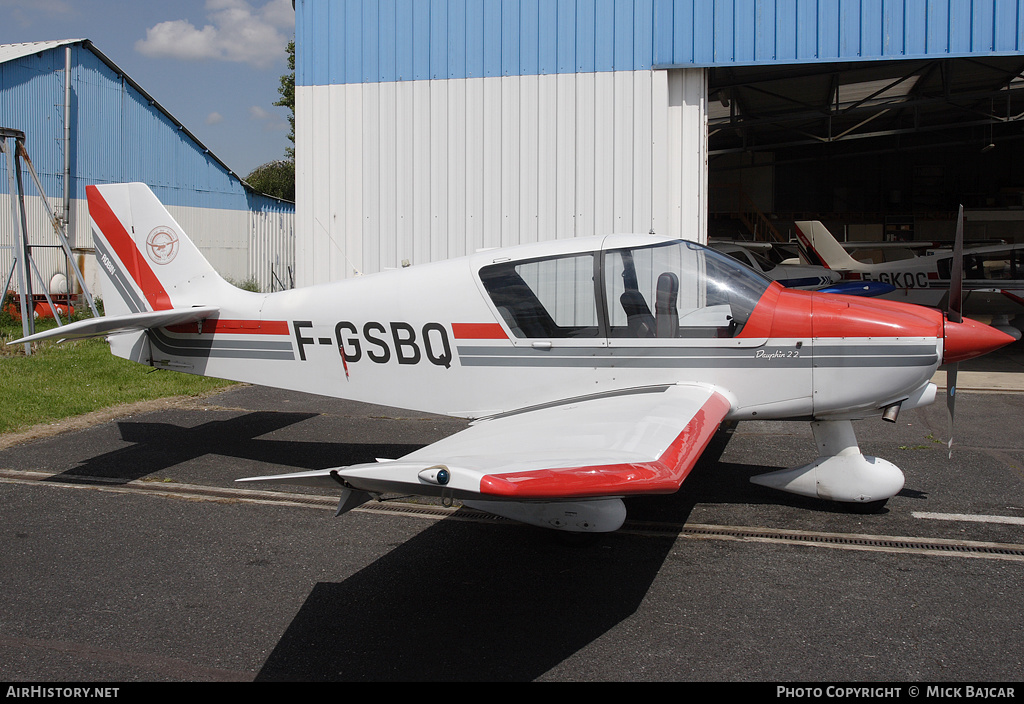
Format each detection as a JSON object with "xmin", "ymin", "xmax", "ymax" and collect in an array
[
  {"xmin": 479, "ymin": 253, "xmax": 599, "ymax": 338},
  {"xmin": 604, "ymin": 241, "xmax": 770, "ymax": 338},
  {"xmin": 748, "ymin": 250, "xmax": 778, "ymax": 272},
  {"xmin": 937, "ymin": 250, "xmax": 1024, "ymax": 281},
  {"xmin": 479, "ymin": 240, "xmax": 771, "ymax": 340}
]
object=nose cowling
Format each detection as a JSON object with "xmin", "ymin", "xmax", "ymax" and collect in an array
[{"xmin": 943, "ymin": 316, "xmax": 1016, "ymax": 364}]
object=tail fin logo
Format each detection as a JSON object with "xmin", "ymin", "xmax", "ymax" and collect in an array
[{"xmin": 146, "ymin": 227, "xmax": 180, "ymax": 265}]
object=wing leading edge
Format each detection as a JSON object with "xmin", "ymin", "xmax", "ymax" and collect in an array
[{"xmin": 238, "ymin": 384, "xmax": 732, "ymax": 532}]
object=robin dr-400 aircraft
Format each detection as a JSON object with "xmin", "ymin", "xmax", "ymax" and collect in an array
[{"xmin": 13, "ymin": 184, "xmax": 1016, "ymax": 533}]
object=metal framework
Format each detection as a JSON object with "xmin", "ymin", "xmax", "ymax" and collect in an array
[
  {"xmin": 708, "ymin": 56, "xmax": 1024, "ymax": 158},
  {"xmin": 2, "ymin": 128, "xmax": 97, "ymax": 354}
]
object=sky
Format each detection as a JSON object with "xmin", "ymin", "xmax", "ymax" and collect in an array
[{"xmin": 0, "ymin": 0, "xmax": 295, "ymax": 178}]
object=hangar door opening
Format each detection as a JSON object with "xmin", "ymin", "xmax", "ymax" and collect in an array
[{"xmin": 705, "ymin": 56, "xmax": 1024, "ymax": 247}]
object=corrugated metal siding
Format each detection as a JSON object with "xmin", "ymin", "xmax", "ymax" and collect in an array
[
  {"xmin": 0, "ymin": 47, "xmax": 67, "ymax": 198},
  {"xmin": 295, "ymin": 0, "xmax": 657, "ymax": 85},
  {"xmin": 295, "ymin": 68, "xmax": 707, "ymax": 284},
  {"xmin": 0, "ymin": 41, "xmax": 292, "ymax": 211},
  {"xmin": 0, "ymin": 41, "xmax": 296, "ymax": 294},
  {"xmin": 296, "ymin": 0, "xmax": 1024, "ymax": 84},
  {"xmin": 248, "ymin": 192, "xmax": 297, "ymax": 292},
  {"xmin": 0, "ymin": 190, "xmax": 86, "ymax": 299},
  {"xmin": 1, "ymin": 194, "xmax": 294, "ymax": 296},
  {"xmin": 71, "ymin": 45, "xmax": 248, "ymax": 210},
  {"xmin": 656, "ymin": 0, "xmax": 1024, "ymax": 66}
]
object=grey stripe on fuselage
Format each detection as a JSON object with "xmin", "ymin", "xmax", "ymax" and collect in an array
[
  {"xmin": 148, "ymin": 328, "xmax": 296, "ymax": 360},
  {"xmin": 94, "ymin": 238, "xmax": 146, "ymax": 314},
  {"xmin": 455, "ymin": 343, "xmax": 936, "ymax": 369}
]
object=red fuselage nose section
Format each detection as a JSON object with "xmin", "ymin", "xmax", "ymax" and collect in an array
[
  {"xmin": 741, "ymin": 283, "xmax": 1014, "ymax": 366},
  {"xmin": 741, "ymin": 284, "xmax": 947, "ymax": 340},
  {"xmin": 943, "ymin": 317, "xmax": 1016, "ymax": 364}
]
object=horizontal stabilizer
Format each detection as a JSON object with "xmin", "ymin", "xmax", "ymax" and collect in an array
[{"xmin": 8, "ymin": 306, "xmax": 219, "ymax": 345}]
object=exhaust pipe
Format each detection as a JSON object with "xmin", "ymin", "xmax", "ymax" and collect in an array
[{"xmin": 882, "ymin": 402, "xmax": 901, "ymax": 423}]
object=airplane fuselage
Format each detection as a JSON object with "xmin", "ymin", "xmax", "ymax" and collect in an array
[
  {"xmin": 134, "ymin": 234, "xmax": 945, "ymax": 424},
  {"xmin": 20, "ymin": 186, "xmax": 1014, "ymax": 530}
]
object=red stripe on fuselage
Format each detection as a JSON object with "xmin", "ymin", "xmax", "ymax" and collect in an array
[
  {"xmin": 164, "ymin": 320, "xmax": 290, "ymax": 335},
  {"xmin": 478, "ymin": 393, "xmax": 731, "ymax": 499},
  {"xmin": 452, "ymin": 322, "xmax": 508, "ymax": 339},
  {"xmin": 86, "ymin": 185, "xmax": 172, "ymax": 311}
]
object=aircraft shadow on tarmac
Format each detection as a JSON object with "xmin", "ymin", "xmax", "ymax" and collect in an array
[
  {"xmin": 251, "ymin": 426, "xmax": 923, "ymax": 680},
  {"xmin": 38, "ymin": 411, "xmax": 916, "ymax": 521},
  {"xmin": 254, "ymin": 515, "xmax": 683, "ymax": 682},
  {"xmin": 253, "ymin": 426, "xmax": 736, "ymax": 682},
  {"xmin": 42, "ymin": 411, "xmax": 428, "ymax": 485},
  {"xmin": 27, "ymin": 413, "xmax": 910, "ymax": 680}
]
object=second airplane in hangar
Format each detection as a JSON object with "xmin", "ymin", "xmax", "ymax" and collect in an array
[{"xmin": 795, "ymin": 219, "xmax": 1024, "ymax": 338}]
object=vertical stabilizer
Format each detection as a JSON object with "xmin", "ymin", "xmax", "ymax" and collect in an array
[
  {"xmin": 793, "ymin": 221, "xmax": 862, "ymax": 271},
  {"xmin": 87, "ymin": 183, "xmax": 231, "ymax": 316}
]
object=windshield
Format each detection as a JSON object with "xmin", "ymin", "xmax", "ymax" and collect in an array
[
  {"xmin": 479, "ymin": 240, "xmax": 772, "ymax": 339},
  {"xmin": 604, "ymin": 241, "xmax": 771, "ymax": 338}
]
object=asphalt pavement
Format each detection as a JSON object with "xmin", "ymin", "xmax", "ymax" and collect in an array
[{"xmin": 0, "ymin": 344, "xmax": 1022, "ymax": 683}]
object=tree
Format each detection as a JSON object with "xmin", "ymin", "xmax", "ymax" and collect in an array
[
  {"xmin": 276, "ymin": 39, "xmax": 295, "ymax": 159},
  {"xmin": 246, "ymin": 40, "xmax": 296, "ymax": 201},
  {"xmin": 245, "ymin": 159, "xmax": 295, "ymax": 201}
]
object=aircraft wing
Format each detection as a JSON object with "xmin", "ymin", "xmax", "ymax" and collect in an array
[
  {"xmin": 238, "ymin": 383, "xmax": 732, "ymax": 513},
  {"xmin": 8, "ymin": 307, "xmax": 220, "ymax": 344}
]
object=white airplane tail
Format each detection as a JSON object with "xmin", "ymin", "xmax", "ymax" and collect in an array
[
  {"xmin": 10, "ymin": 183, "xmax": 242, "ymax": 349},
  {"xmin": 86, "ymin": 183, "xmax": 233, "ymax": 316},
  {"xmin": 793, "ymin": 221, "xmax": 862, "ymax": 271}
]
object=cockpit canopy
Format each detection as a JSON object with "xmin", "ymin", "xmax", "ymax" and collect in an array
[{"xmin": 479, "ymin": 239, "xmax": 772, "ymax": 339}]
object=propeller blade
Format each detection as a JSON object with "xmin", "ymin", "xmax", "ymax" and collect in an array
[
  {"xmin": 946, "ymin": 363, "xmax": 957, "ymax": 459},
  {"xmin": 948, "ymin": 205, "xmax": 964, "ymax": 324},
  {"xmin": 946, "ymin": 205, "xmax": 964, "ymax": 458}
]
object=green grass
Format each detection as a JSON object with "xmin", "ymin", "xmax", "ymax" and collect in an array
[{"xmin": 0, "ymin": 312, "xmax": 236, "ymax": 435}]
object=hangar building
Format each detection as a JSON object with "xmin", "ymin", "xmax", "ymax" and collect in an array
[
  {"xmin": 0, "ymin": 39, "xmax": 296, "ymax": 300},
  {"xmin": 293, "ymin": 0, "xmax": 1024, "ymax": 286}
]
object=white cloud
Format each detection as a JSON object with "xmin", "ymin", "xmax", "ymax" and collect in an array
[
  {"xmin": 135, "ymin": 0, "xmax": 294, "ymax": 69},
  {"xmin": 206, "ymin": 112, "xmax": 224, "ymax": 125},
  {"xmin": 249, "ymin": 104, "xmax": 288, "ymax": 132}
]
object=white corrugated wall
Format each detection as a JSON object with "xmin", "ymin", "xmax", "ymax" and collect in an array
[
  {"xmin": 295, "ymin": 67, "xmax": 707, "ymax": 286},
  {"xmin": 1, "ymin": 193, "xmax": 294, "ymax": 299}
]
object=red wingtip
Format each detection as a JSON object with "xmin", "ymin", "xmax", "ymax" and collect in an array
[{"xmin": 943, "ymin": 317, "xmax": 1016, "ymax": 364}]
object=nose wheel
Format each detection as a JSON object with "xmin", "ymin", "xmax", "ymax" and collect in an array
[{"xmin": 750, "ymin": 420, "xmax": 905, "ymax": 505}]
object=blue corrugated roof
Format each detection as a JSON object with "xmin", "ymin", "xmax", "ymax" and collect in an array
[
  {"xmin": 295, "ymin": 0, "xmax": 1024, "ymax": 86},
  {"xmin": 0, "ymin": 39, "xmax": 293, "ymax": 212}
]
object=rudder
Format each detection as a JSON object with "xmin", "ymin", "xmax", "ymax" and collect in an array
[
  {"xmin": 87, "ymin": 183, "xmax": 229, "ymax": 316},
  {"xmin": 793, "ymin": 221, "xmax": 861, "ymax": 271}
]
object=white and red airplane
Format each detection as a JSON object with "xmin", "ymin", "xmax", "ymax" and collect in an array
[
  {"xmin": 794, "ymin": 219, "xmax": 1024, "ymax": 338},
  {"xmin": 12, "ymin": 184, "xmax": 1015, "ymax": 534}
]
